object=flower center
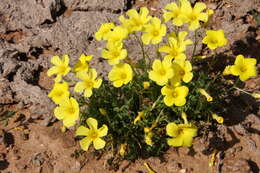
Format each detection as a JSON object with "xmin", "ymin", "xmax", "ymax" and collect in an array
[
  {"xmin": 133, "ymin": 18, "xmax": 142, "ymax": 26},
  {"xmin": 153, "ymin": 30, "xmax": 159, "ymax": 37},
  {"xmin": 85, "ymin": 81, "xmax": 94, "ymax": 88},
  {"xmin": 120, "ymin": 73, "xmax": 127, "ymax": 80},
  {"xmin": 59, "ymin": 66, "xmax": 67, "ymax": 74},
  {"xmin": 179, "ymin": 69, "xmax": 185, "ymax": 76},
  {"xmin": 55, "ymin": 91, "xmax": 64, "ymax": 97},
  {"xmin": 89, "ymin": 130, "xmax": 98, "ymax": 140},
  {"xmin": 112, "ymin": 51, "xmax": 120, "ymax": 58},
  {"xmin": 210, "ymin": 38, "xmax": 218, "ymax": 44},
  {"xmin": 178, "ymin": 128, "xmax": 184, "ymax": 135},
  {"xmin": 189, "ymin": 12, "xmax": 198, "ymax": 21},
  {"xmin": 67, "ymin": 106, "xmax": 75, "ymax": 114},
  {"xmin": 240, "ymin": 66, "xmax": 247, "ymax": 72},
  {"xmin": 172, "ymin": 91, "xmax": 178, "ymax": 98},
  {"xmin": 159, "ymin": 69, "xmax": 166, "ymax": 76}
]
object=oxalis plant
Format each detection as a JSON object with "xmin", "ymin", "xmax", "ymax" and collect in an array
[{"xmin": 47, "ymin": 0, "xmax": 259, "ymax": 168}]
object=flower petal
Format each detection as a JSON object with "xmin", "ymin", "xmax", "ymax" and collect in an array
[
  {"xmin": 63, "ymin": 117, "xmax": 76, "ymax": 128},
  {"xmin": 80, "ymin": 137, "xmax": 92, "ymax": 151},
  {"xmin": 93, "ymin": 138, "xmax": 106, "ymax": 150},
  {"xmin": 84, "ymin": 89, "xmax": 93, "ymax": 97},
  {"xmin": 54, "ymin": 106, "xmax": 65, "ymax": 120},
  {"xmin": 167, "ymin": 136, "xmax": 183, "ymax": 147},
  {"xmin": 76, "ymin": 126, "xmax": 90, "ymax": 136},
  {"xmin": 51, "ymin": 56, "xmax": 62, "ymax": 65},
  {"xmin": 47, "ymin": 67, "xmax": 59, "ymax": 77},
  {"xmin": 164, "ymin": 96, "xmax": 175, "ymax": 106},
  {"xmin": 74, "ymin": 82, "xmax": 85, "ymax": 93},
  {"xmin": 98, "ymin": 125, "xmax": 108, "ymax": 137},
  {"xmin": 87, "ymin": 117, "xmax": 98, "ymax": 130},
  {"xmin": 166, "ymin": 123, "xmax": 179, "ymax": 137}
]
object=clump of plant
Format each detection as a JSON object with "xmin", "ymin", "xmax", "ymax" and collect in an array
[{"xmin": 47, "ymin": 0, "xmax": 258, "ymax": 167}]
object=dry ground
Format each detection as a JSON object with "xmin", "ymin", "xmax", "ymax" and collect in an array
[{"xmin": 0, "ymin": 0, "xmax": 260, "ymax": 173}]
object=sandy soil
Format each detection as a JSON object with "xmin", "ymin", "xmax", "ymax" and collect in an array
[{"xmin": 0, "ymin": 0, "xmax": 260, "ymax": 173}]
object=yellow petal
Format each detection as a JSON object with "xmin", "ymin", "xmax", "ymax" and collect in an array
[
  {"xmin": 161, "ymin": 86, "xmax": 171, "ymax": 95},
  {"xmin": 98, "ymin": 125, "xmax": 108, "ymax": 137},
  {"xmin": 194, "ymin": 2, "xmax": 206, "ymax": 13},
  {"xmin": 164, "ymin": 96, "xmax": 175, "ymax": 106},
  {"xmin": 152, "ymin": 59, "xmax": 162, "ymax": 70},
  {"xmin": 94, "ymin": 78, "xmax": 102, "ymax": 88},
  {"xmin": 76, "ymin": 126, "xmax": 90, "ymax": 136},
  {"xmin": 62, "ymin": 54, "xmax": 70, "ymax": 66},
  {"xmin": 113, "ymin": 80, "xmax": 123, "ymax": 88},
  {"xmin": 47, "ymin": 67, "xmax": 59, "ymax": 76},
  {"xmin": 141, "ymin": 33, "xmax": 152, "ymax": 45},
  {"xmin": 93, "ymin": 138, "xmax": 106, "ymax": 150},
  {"xmin": 174, "ymin": 98, "xmax": 186, "ymax": 106},
  {"xmin": 54, "ymin": 106, "xmax": 65, "ymax": 120},
  {"xmin": 235, "ymin": 55, "xmax": 244, "ymax": 66},
  {"xmin": 51, "ymin": 56, "xmax": 62, "ymax": 65},
  {"xmin": 167, "ymin": 136, "xmax": 183, "ymax": 147},
  {"xmin": 63, "ymin": 117, "xmax": 76, "ymax": 128},
  {"xmin": 84, "ymin": 89, "xmax": 93, "ymax": 97},
  {"xmin": 74, "ymin": 82, "xmax": 85, "ymax": 93},
  {"xmin": 87, "ymin": 117, "xmax": 98, "ymax": 130},
  {"xmin": 80, "ymin": 137, "xmax": 92, "ymax": 151},
  {"xmin": 166, "ymin": 123, "xmax": 179, "ymax": 137}
]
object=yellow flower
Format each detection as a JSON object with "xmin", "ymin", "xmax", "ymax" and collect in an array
[
  {"xmin": 223, "ymin": 65, "xmax": 232, "ymax": 75},
  {"xmin": 76, "ymin": 117, "xmax": 108, "ymax": 151},
  {"xmin": 101, "ymin": 42, "xmax": 127, "ymax": 65},
  {"xmin": 229, "ymin": 55, "xmax": 257, "ymax": 81},
  {"xmin": 48, "ymin": 82, "xmax": 70, "ymax": 104},
  {"xmin": 149, "ymin": 59, "xmax": 174, "ymax": 86},
  {"xmin": 74, "ymin": 68, "xmax": 102, "ymax": 97},
  {"xmin": 199, "ymin": 88, "xmax": 213, "ymax": 102},
  {"xmin": 161, "ymin": 85, "xmax": 189, "ymax": 106},
  {"xmin": 182, "ymin": 1, "xmax": 208, "ymax": 30},
  {"xmin": 134, "ymin": 112, "xmax": 144, "ymax": 125},
  {"xmin": 119, "ymin": 7, "xmax": 151, "ymax": 33},
  {"xmin": 47, "ymin": 55, "xmax": 71, "ymax": 82},
  {"xmin": 143, "ymin": 81, "xmax": 150, "ymax": 89},
  {"xmin": 108, "ymin": 63, "xmax": 133, "ymax": 87},
  {"xmin": 252, "ymin": 93, "xmax": 260, "ymax": 99},
  {"xmin": 163, "ymin": 0, "xmax": 189, "ymax": 26},
  {"xmin": 144, "ymin": 162, "xmax": 155, "ymax": 173},
  {"xmin": 141, "ymin": 17, "xmax": 166, "ymax": 45},
  {"xmin": 73, "ymin": 54, "xmax": 92, "ymax": 73},
  {"xmin": 144, "ymin": 131, "xmax": 153, "ymax": 146},
  {"xmin": 169, "ymin": 31, "xmax": 193, "ymax": 50},
  {"xmin": 202, "ymin": 30, "xmax": 228, "ymax": 50},
  {"xmin": 105, "ymin": 26, "xmax": 128, "ymax": 43},
  {"xmin": 95, "ymin": 22, "xmax": 115, "ymax": 41},
  {"xmin": 171, "ymin": 59, "xmax": 193, "ymax": 85},
  {"xmin": 54, "ymin": 97, "xmax": 79, "ymax": 128},
  {"xmin": 212, "ymin": 113, "xmax": 224, "ymax": 124},
  {"xmin": 119, "ymin": 143, "xmax": 127, "ymax": 156},
  {"xmin": 159, "ymin": 32, "xmax": 192, "ymax": 61},
  {"xmin": 166, "ymin": 122, "xmax": 197, "ymax": 147}
]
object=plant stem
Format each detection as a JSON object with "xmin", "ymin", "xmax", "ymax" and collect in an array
[
  {"xmin": 191, "ymin": 30, "xmax": 198, "ymax": 61},
  {"xmin": 133, "ymin": 33, "xmax": 146, "ymax": 60},
  {"xmin": 233, "ymin": 87, "xmax": 251, "ymax": 96}
]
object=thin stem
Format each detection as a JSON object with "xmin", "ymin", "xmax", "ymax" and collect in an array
[
  {"xmin": 133, "ymin": 33, "xmax": 145, "ymax": 60},
  {"xmin": 151, "ymin": 95, "xmax": 162, "ymax": 111},
  {"xmin": 233, "ymin": 87, "xmax": 251, "ymax": 96},
  {"xmin": 191, "ymin": 30, "xmax": 198, "ymax": 61}
]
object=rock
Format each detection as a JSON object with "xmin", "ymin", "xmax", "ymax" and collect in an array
[
  {"xmin": 31, "ymin": 153, "xmax": 45, "ymax": 166},
  {"xmin": 222, "ymin": 158, "xmax": 252, "ymax": 173},
  {"xmin": 71, "ymin": 161, "xmax": 81, "ymax": 172},
  {"xmin": 166, "ymin": 159, "xmax": 182, "ymax": 172}
]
